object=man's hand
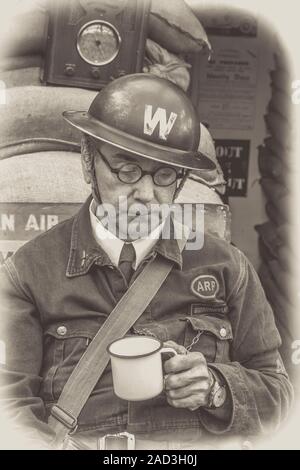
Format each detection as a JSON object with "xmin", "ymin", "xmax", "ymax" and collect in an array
[{"xmin": 163, "ymin": 340, "xmax": 213, "ymax": 411}]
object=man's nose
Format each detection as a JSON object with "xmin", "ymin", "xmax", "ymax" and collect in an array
[{"xmin": 132, "ymin": 174, "xmax": 155, "ymax": 203}]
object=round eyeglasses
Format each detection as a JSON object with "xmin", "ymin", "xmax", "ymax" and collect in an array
[{"xmin": 99, "ymin": 152, "xmax": 184, "ymax": 187}]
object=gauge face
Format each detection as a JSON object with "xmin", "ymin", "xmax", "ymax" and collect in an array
[{"xmin": 77, "ymin": 21, "xmax": 121, "ymax": 66}]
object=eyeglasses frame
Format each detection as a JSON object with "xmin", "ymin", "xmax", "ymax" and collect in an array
[{"xmin": 96, "ymin": 148, "xmax": 185, "ymax": 187}]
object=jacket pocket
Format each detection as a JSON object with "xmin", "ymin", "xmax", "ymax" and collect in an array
[
  {"xmin": 40, "ymin": 318, "xmax": 103, "ymax": 401},
  {"xmin": 132, "ymin": 317, "xmax": 186, "ymax": 346},
  {"xmin": 184, "ymin": 314, "xmax": 233, "ymax": 363}
]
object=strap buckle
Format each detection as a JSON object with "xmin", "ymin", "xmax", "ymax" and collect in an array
[
  {"xmin": 50, "ymin": 405, "xmax": 78, "ymax": 434},
  {"xmin": 98, "ymin": 432, "xmax": 135, "ymax": 450}
]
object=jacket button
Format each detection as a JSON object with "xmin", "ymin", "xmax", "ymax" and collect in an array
[
  {"xmin": 220, "ymin": 327, "xmax": 227, "ymax": 338},
  {"xmin": 57, "ymin": 326, "xmax": 67, "ymax": 336}
]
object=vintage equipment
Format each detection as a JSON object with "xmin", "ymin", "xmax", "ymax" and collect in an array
[{"xmin": 42, "ymin": 0, "xmax": 151, "ymax": 90}]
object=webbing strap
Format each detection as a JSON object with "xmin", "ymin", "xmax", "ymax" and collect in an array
[{"xmin": 48, "ymin": 237, "xmax": 186, "ymax": 448}]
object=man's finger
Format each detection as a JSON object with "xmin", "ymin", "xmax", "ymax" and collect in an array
[
  {"xmin": 166, "ymin": 394, "xmax": 208, "ymax": 409},
  {"xmin": 163, "ymin": 340, "xmax": 187, "ymax": 355},
  {"xmin": 165, "ymin": 380, "xmax": 210, "ymax": 399},
  {"xmin": 164, "ymin": 351, "xmax": 206, "ymax": 374},
  {"xmin": 164, "ymin": 365, "xmax": 209, "ymax": 390}
]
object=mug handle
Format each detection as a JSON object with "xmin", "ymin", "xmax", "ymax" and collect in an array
[
  {"xmin": 160, "ymin": 347, "xmax": 178, "ymax": 357},
  {"xmin": 161, "ymin": 347, "xmax": 177, "ymax": 391}
]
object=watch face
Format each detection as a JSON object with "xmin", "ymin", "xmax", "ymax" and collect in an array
[
  {"xmin": 213, "ymin": 385, "xmax": 227, "ymax": 408},
  {"xmin": 77, "ymin": 20, "xmax": 121, "ymax": 66}
]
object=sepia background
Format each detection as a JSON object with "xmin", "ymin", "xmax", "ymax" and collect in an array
[{"xmin": 0, "ymin": 0, "xmax": 299, "ymax": 449}]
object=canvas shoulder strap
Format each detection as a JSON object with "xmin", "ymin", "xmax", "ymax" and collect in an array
[{"xmin": 48, "ymin": 238, "xmax": 186, "ymax": 447}]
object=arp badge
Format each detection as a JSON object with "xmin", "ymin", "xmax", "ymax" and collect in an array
[{"xmin": 191, "ymin": 275, "xmax": 219, "ymax": 300}]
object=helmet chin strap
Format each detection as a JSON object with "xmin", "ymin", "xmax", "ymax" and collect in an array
[
  {"xmin": 90, "ymin": 165, "xmax": 102, "ymax": 205},
  {"xmin": 174, "ymin": 170, "xmax": 190, "ymax": 201}
]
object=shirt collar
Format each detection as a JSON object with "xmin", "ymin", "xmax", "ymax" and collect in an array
[
  {"xmin": 66, "ymin": 196, "xmax": 186, "ymax": 277},
  {"xmin": 89, "ymin": 199, "xmax": 165, "ymax": 269}
]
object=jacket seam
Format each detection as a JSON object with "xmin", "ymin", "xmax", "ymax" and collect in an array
[
  {"xmin": 226, "ymin": 250, "xmax": 247, "ymax": 304},
  {"xmin": 4, "ymin": 258, "xmax": 33, "ymax": 301}
]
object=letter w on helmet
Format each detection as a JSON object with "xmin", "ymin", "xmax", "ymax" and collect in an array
[{"xmin": 143, "ymin": 105, "xmax": 177, "ymax": 141}]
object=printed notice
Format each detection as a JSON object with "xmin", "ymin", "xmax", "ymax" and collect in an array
[{"xmin": 198, "ymin": 41, "xmax": 258, "ymax": 130}]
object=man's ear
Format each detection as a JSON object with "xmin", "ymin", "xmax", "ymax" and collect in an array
[{"xmin": 81, "ymin": 135, "xmax": 93, "ymax": 184}]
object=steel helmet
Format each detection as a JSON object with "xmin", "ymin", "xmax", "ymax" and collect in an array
[
  {"xmin": 63, "ymin": 73, "xmax": 215, "ymax": 172},
  {"xmin": 194, "ymin": 124, "xmax": 226, "ymax": 191}
]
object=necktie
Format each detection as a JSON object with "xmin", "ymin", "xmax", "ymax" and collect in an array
[{"xmin": 118, "ymin": 243, "xmax": 136, "ymax": 283}]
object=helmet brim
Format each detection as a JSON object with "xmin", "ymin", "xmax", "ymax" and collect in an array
[{"xmin": 63, "ymin": 111, "xmax": 216, "ymax": 172}]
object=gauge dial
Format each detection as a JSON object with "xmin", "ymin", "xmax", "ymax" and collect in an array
[{"xmin": 77, "ymin": 20, "xmax": 121, "ymax": 66}]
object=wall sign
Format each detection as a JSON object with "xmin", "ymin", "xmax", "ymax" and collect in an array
[
  {"xmin": 0, "ymin": 203, "xmax": 81, "ymax": 264},
  {"xmin": 215, "ymin": 139, "xmax": 250, "ymax": 197}
]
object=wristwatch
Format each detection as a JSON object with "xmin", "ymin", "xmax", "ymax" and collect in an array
[{"xmin": 206, "ymin": 368, "xmax": 227, "ymax": 409}]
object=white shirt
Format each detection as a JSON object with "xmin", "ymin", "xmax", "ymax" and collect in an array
[{"xmin": 89, "ymin": 200, "xmax": 164, "ymax": 270}]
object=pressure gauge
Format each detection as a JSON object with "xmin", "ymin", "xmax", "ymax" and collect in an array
[{"xmin": 77, "ymin": 20, "xmax": 121, "ymax": 66}]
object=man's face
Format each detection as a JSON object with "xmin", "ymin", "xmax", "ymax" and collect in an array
[{"xmin": 84, "ymin": 140, "xmax": 178, "ymax": 240}]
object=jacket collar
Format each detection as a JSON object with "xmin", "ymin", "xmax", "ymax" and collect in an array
[{"xmin": 66, "ymin": 196, "xmax": 183, "ymax": 278}]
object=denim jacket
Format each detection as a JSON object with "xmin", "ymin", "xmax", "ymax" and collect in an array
[{"xmin": 0, "ymin": 196, "xmax": 293, "ymax": 446}]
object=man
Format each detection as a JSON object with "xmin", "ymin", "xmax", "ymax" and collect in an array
[{"xmin": 0, "ymin": 74, "xmax": 293, "ymax": 450}]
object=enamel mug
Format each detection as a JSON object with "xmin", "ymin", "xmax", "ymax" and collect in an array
[{"xmin": 107, "ymin": 336, "xmax": 177, "ymax": 401}]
